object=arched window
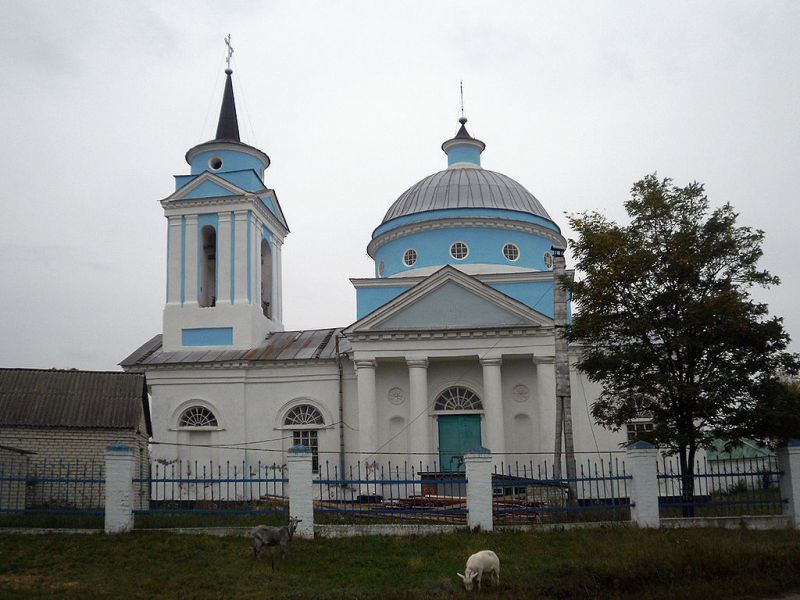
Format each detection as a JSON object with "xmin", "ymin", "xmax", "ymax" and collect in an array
[
  {"xmin": 284, "ymin": 404, "xmax": 324, "ymax": 472},
  {"xmin": 199, "ymin": 225, "xmax": 217, "ymax": 307},
  {"xmin": 179, "ymin": 406, "xmax": 218, "ymax": 428},
  {"xmin": 434, "ymin": 387, "xmax": 483, "ymax": 411}
]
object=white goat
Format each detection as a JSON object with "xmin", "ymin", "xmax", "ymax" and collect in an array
[{"xmin": 457, "ymin": 550, "xmax": 500, "ymax": 591}]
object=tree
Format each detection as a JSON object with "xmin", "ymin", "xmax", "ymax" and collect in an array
[{"xmin": 565, "ymin": 174, "xmax": 799, "ymax": 514}]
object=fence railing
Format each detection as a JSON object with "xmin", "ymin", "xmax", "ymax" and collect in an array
[
  {"xmin": 657, "ymin": 455, "xmax": 784, "ymax": 518},
  {"xmin": 315, "ymin": 459, "xmax": 468, "ymax": 525},
  {"xmin": 492, "ymin": 456, "xmax": 631, "ymax": 526},
  {"xmin": 0, "ymin": 459, "xmax": 105, "ymax": 529},
  {"xmin": 133, "ymin": 460, "xmax": 287, "ymax": 529}
]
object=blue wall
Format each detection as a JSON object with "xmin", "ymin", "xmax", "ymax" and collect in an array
[
  {"xmin": 189, "ymin": 149, "xmax": 266, "ymax": 176},
  {"xmin": 446, "ymin": 145, "xmax": 481, "ymax": 166},
  {"xmin": 182, "ymin": 327, "xmax": 234, "ymax": 346},
  {"xmin": 356, "ymin": 279, "xmax": 559, "ymax": 320},
  {"xmin": 356, "ymin": 285, "xmax": 413, "ymax": 319},
  {"xmin": 374, "ymin": 226, "xmax": 556, "ymax": 278}
]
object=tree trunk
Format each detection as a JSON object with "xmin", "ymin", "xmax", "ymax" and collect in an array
[{"xmin": 679, "ymin": 446, "xmax": 696, "ymax": 518}]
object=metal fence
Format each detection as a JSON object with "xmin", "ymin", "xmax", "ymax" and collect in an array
[
  {"xmin": 0, "ymin": 459, "xmax": 105, "ymax": 529},
  {"xmin": 657, "ymin": 455, "xmax": 784, "ymax": 518},
  {"xmin": 315, "ymin": 458, "xmax": 468, "ymax": 524},
  {"xmin": 133, "ymin": 460, "xmax": 287, "ymax": 529},
  {"xmin": 492, "ymin": 455, "xmax": 631, "ymax": 526}
]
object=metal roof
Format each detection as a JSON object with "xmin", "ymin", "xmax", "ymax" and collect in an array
[
  {"xmin": 0, "ymin": 369, "xmax": 151, "ymax": 434},
  {"xmin": 381, "ymin": 167, "xmax": 553, "ymax": 225},
  {"xmin": 120, "ymin": 328, "xmax": 347, "ymax": 368}
]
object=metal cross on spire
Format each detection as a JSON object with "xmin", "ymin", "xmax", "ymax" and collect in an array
[
  {"xmin": 460, "ymin": 80, "xmax": 465, "ymax": 119},
  {"xmin": 224, "ymin": 34, "xmax": 234, "ymax": 71}
]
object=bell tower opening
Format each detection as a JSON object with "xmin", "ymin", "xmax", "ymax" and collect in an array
[
  {"xmin": 199, "ymin": 225, "xmax": 217, "ymax": 307},
  {"xmin": 261, "ymin": 239, "xmax": 272, "ymax": 318}
]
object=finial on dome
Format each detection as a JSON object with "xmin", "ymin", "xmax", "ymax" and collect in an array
[{"xmin": 442, "ymin": 84, "xmax": 485, "ymax": 168}]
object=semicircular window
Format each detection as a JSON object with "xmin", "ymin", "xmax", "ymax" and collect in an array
[
  {"xmin": 284, "ymin": 404, "xmax": 325, "ymax": 426},
  {"xmin": 179, "ymin": 406, "xmax": 218, "ymax": 427},
  {"xmin": 434, "ymin": 387, "xmax": 483, "ymax": 411}
]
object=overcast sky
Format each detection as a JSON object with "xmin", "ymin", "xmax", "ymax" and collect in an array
[{"xmin": 0, "ymin": 1, "xmax": 798, "ymax": 371}]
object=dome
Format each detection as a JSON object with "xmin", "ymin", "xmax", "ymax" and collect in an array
[{"xmin": 381, "ymin": 167, "xmax": 554, "ymax": 225}]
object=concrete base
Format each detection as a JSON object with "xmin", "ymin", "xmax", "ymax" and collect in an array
[{"xmin": 660, "ymin": 515, "xmax": 790, "ymax": 530}]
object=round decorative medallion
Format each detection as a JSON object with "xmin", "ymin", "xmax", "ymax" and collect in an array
[
  {"xmin": 543, "ymin": 252, "xmax": 554, "ymax": 270},
  {"xmin": 512, "ymin": 384, "xmax": 530, "ymax": 403},
  {"xmin": 388, "ymin": 387, "xmax": 405, "ymax": 405}
]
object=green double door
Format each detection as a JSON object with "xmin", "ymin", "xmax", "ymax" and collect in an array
[{"xmin": 438, "ymin": 414, "xmax": 482, "ymax": 472}]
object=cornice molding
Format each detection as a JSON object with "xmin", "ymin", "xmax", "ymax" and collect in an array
[
  {"xmin": 162, "ymin": 193, "xmax": 288, "ymax": 238},
  {"xmin": 368, "ymin": 216, "xmax": 567, "ymax": 257}
]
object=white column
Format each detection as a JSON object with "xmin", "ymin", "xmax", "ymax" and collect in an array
[
  {"xmin": 356, "ymin": 359, "xmax": 377, "ymax": 456},
  {"xmin": 626, "ymin": 441, "xmax": 660, "ymax": 528},
  {"xmin": 287, "ymin": 445, "xmax": 314, "ymax": 538},
  {"xmin": 273, "ymin": 240, "xmax": 283, "ymax": 323},
  {"xmin": 105, "ymin": 443, "xmax": 136, "ymax": 534},
  {"xmin": 216, "ymin": 212, "xmax": 232, "ymax": 304},
  {"xmin": 166, "ymin": 216, "xmax": 182, "ymax": 304},
  {"xmin": 464, "ymin": 449, "xmax": 493, "ymax": 531},
  {"xmin": 184, "ymin": 215, "xmax": 198, "ymax": 304},
  {"xmin": 233, "ymin": 211, "xmax": 250, "ymax": 304},
  {"xmin": 407, "ymin": 359, "xmax": 430, "ymax": 461},
  {"xmin": 778, "ymin": 440, "xmax": 800, "ymax": 528},
  {"xmin": 480, "ymin": 357, "xmax": 505, "ymax": 457},
  {"xmin": 535, "ymin": 357, "xmax": 556, "ymax": 457},
  {"xmin": 252, "ymin": 218, "xmax": 261, "ymax": 309}
]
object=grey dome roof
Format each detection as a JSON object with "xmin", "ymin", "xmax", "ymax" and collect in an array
[{"xmin": 381, "ymin": 167, "xmax": 553, "ymax": 224}]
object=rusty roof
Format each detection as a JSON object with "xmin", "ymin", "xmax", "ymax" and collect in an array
[
  {"xmin": 120, "ymin": 328, "xmax": 348, "ymax": 368},
  {"xmin": 0, "ymin": 369, "xmax": 151, "ymax": 435}
]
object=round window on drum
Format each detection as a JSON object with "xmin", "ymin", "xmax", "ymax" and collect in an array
[
  {"xmin": 403, "ymin": 248, "xmax": 417, "ymax": 267},
  {"xmin": 503, "ymin": 243, "xmax": 520, "ymax": 261},
  {"xmin": 450, "ymin": 241, "xmax": 469, "ymax": 260}
]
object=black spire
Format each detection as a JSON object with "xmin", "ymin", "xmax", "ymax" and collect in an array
[
  {"xmin": 215, "ymin": 69, "xmax": 240, "ymax": 142},
  {"xmin": 454, "ymin": 116, "xmax": 473, "ymax": 139}
]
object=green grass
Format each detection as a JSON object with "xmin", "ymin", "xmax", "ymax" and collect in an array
[{"xmin": 1, "ymin": 527, "xmax": 800, "ymax": 599}]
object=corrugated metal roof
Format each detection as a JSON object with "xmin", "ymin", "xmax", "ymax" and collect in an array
[
  {"xmin": 120, "ymin": 328, "xmax": 347, "ymax": 368},
  {"xmin": 0, "ymin": 369, "xmax": 151, "ymax": 434},
  {"xmin": 381, "ymin": 167, "xmax": 552, "ymax": 224}
]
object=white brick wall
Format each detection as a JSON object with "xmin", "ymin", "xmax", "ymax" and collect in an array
[
  {"xmin": 287, "ymin": 446, "xmax": 314, "ymax": 538},
  {"xmin": 626, "ymin": 442, "xmax": 660, "ymax": 528},
  {"xmin": 464, "ymin": 450, "xmax": 493, "ymax": 531},
  {"xmin": 105, "ymin": 444, "xmax": 136, "ymax": 534}
]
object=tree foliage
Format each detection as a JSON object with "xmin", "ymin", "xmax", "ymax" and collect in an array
[{"xmin": 565, "ymin": 174, "xmax": 799, "ymax": 474}]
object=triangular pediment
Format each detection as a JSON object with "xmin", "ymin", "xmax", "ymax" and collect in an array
[
  {"xmin": 344, "ymin": 266, "xmax": 552, "ymax": 333},
  {"xmin": 164, "ymin": 171, "xmax": 248, "ymax": 203}
]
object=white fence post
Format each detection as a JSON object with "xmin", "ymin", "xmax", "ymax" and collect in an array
[
  {"xmin": 287, "ymin": 445, "xmax": 314, "ymax": 538},
  {"xmin": 105, "ymin": 443, "xmax": 135, "ymax": 534},
  {"xmin": 777, "ymin": 440, "xmax": 800, "ymax": 528},
  {"xmin": 464, "ymin": 447, "xmax": 493, "ymax": 532},
  {"xmin": 626, "ymin": 441, "xmax": 660, "ymax": 528}
]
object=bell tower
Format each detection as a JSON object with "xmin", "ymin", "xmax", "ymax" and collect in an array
[{"xmin": 161, "ymin": 58, "xmax": 289, "ymax": 352}]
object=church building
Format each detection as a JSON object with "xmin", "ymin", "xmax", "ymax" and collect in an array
[{"xmin": 121, "ymin": 65, "xmax": 627, "ymax": 475}]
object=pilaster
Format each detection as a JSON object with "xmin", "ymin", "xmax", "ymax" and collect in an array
[
  {"xmin": 216, "ymin": 212, "xmax": 233, "ymax": 304},
  {"xmin": 184, "ymin": 215, "xmax": 199, "ymax": 304},
  {"xmin": 233, "ymin": 210, "xmax": 250, "ymax": 304},
  {"xmin": 166, "ymin": 216, "xmax": 182, "ymax": 304}
]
